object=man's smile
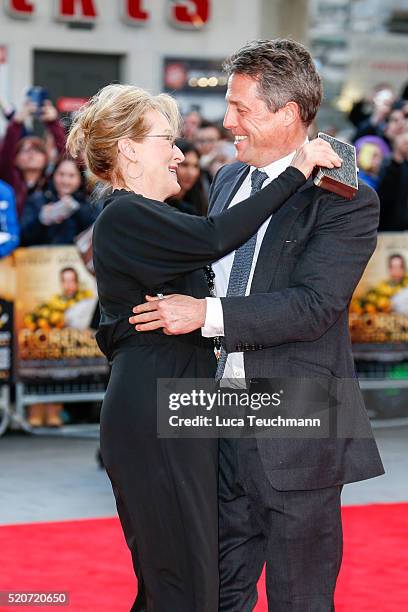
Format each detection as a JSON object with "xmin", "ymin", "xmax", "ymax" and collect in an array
[{"xmin": 234, "ymin": 135, "xmax": 248, "ymax": 145}]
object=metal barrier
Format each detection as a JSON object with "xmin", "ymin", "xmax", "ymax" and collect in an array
[
  {"xmin": 5, "ymin": 374, "xmax": 408, "ymax": 435},
  {"xmin": 355, "ymin": 355, "xmax": 408, "ymax": 389},
  {"xmin": 359, "ymin": 379, "xmax": 408, "ymax": 390},
  {"xmin": 14, "ymin": 381, "xmax": 106, "ymax": 432}
]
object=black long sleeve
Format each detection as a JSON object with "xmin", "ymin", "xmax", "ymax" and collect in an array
[{"xmin": 94, "ymin": 166, "xmax": 305, "ymax": 286}]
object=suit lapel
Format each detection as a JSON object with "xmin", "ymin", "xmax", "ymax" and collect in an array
[
  {"xmin": 250, "ymin": 179, "xmax": 315, "ymax": 293},
  {"xmin": 209, "ymin": 165, "xmax": 250, "ymax": 216}
]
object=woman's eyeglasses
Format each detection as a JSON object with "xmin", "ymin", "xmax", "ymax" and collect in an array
[
  {"xmin": 18, "ymin": 145, "xmax": 46, "ymax": 154},
  {"xmin": 136, "ymin": 135, "xmax": 176, "ymax": 148}
]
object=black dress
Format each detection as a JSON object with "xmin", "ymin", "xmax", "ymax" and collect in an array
[{"xmin": 92, "ymin": 167, "xmax": 305, "ymax": 612}]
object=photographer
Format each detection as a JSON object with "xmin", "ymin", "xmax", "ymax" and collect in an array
[{"xmin": 0, "ymin": 93, "xmax": 66, "ymax": 218}]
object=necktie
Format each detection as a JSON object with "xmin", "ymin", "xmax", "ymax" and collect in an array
[{"xmin": 215, "ymin": 168, "xmax": 268, "ymax": 379}]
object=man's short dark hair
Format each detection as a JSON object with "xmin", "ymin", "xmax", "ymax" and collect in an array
[
  {"xmin": 388, "ymin": 253, "xmax": 406, "ymax": 268},
  {"xmin": 223, "ymin": 39, "xmax": 323, "ymax": 126},
  {"xmin": 199, "ymin": 119, "xmax": 218, "ymax": 130},
  {"xmin": 60, "ymin": 266, "xmax": 79, "ymax": 281},
  {"xmin": 198, "ymin": 120, "xmax": 229, "ymax": 140}
]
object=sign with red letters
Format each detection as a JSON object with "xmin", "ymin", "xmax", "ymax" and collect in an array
[
  {"xmin": 4, "ymin": 0, "xmax": 211, "ymax": 28},
  {"xmin": 56, "ymin": 0, "xmax": 98, "ymax": 22},
  {"xmin": 5, "ymin": 0, "xmax": 35, "ymax": 18},
  {"xmin": 168, "ymin": 0, "xmax": 210, "ymax": 29},
  {"xmin": 121, "ymin": 0, "xmax": 149, "ymax": 25}
]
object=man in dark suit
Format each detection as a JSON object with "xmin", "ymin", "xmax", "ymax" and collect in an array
[{"xmin": 130, "ymin": 39, "xmax": 384, "ymax": 611}]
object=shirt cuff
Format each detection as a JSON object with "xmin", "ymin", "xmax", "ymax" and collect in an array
[{"xmin": 201, "ymin": 297, "xmax": 225, "ymax": 337}]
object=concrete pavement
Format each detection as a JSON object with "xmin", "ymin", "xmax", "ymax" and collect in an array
[{"xmin": 0, "ymin": 425, "xmax": 407, "ymax": 525}]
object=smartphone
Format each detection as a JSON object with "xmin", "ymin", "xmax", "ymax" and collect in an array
[{"xmin": 26, "ymin": 86, "xmax": 49, "ymax": 115}]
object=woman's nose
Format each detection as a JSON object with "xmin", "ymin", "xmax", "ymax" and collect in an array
[{"xmin": 173, "ymin": 146, "xmax": 185, "ymax": 163}]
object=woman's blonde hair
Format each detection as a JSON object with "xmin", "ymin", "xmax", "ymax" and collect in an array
[{"xmin": 66, "ymin": 84, "xmax": 180, "ymax": 187}]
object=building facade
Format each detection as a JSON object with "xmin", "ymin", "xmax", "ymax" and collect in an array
[
  {"xmin": 310, "ymin": 0, "xmax": 408, "ymax": 112},
  {"xmin": 0, "ymin": 0, "xmax": 308, "ymax": 121}
]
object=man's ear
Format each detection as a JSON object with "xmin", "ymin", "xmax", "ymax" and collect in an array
[
  {"xmin": 282, "ymin": 101, "xmax": 300, "ymax": 127},
  {"xmin": 118, "ymin": 138, "xmax": 137, "ymax": 162}
]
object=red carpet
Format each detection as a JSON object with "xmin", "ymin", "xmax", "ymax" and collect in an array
[{"xmin": 0, "ymin": 504, "xmax": 407, "ymax": 611}]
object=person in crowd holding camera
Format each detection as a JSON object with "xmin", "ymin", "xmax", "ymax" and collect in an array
[
  {"xmin": 66, "ymin": 82, "xmax": 340, "ymax": 612},
  {"xmin": 20, "ymin": 156, "xmax": 96, "ymax": 247},
  {"xmin": 0, "ymin": 94, "xmax": 66, "ymax": 218}
]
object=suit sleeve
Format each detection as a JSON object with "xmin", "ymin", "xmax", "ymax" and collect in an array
[
  {"xmin": 95, "ymin": 167, "xmax": 305, "ymax": 286},
  {"xmin": 220, "ymin": 184, "xmax": 379, "ymax": 351}
]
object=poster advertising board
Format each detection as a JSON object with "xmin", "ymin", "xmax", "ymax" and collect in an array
[
  {"xmin": 350, "ymin": 233, "xmax": 408, "ymax": 348},
  {"xmin": 14, "ymin": 246, "xmax": 108, "ymax": 382},
  {"xmin": 0, "ymin": 255, "xmax": 15, "ymax": 384}
]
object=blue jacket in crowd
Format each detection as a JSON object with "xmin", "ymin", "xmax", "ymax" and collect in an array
[{"xmin": 0, "ymin": 179, "xmax": 19, "ymax": 258}]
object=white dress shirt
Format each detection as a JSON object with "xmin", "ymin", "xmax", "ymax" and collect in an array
[{"xmin": 201, "ymin": 150, "xmax": 297, "ymax": 380}]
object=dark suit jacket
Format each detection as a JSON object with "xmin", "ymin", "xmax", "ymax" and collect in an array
[{"xmin": 209, "ymin": 161, "xmax": 385, "ymax": 491}]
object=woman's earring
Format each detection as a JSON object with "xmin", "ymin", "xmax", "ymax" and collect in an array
[{"xmin": 126, "ymin": 160, "xmax": 143, "ymax": 180}]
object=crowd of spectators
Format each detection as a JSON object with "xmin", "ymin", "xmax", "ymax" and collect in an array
[
  {"xmin": 0, "ymin": 93, "xmax": 98, "ymax": 257},
  {"xmin": 347, "ymin": 83, "xmax": 408, "ymax": 230}
]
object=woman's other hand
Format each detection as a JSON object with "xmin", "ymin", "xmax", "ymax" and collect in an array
[{"xmin": 291, "ymin": 138, "xmax": 342, "ymax": 179}]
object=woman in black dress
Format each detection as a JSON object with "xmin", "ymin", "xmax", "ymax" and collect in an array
[{"xmin": 67, "ymin": 84, "xmax": 340, "ymax": 612}]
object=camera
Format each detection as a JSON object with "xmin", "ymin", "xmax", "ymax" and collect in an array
[{"xmin": 26, "ymin": 86, "xmax": 49, "ymax": 116}]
